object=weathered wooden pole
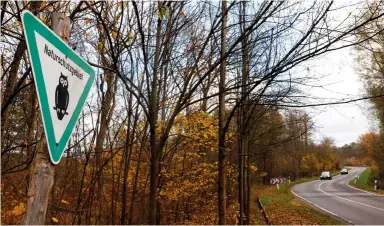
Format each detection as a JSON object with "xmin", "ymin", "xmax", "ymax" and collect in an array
[{"xmin": 23, "ymin": 13, "xmax": 70, "ymax": 225}]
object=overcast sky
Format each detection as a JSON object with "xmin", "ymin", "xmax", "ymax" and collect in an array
[{"xmin": 306, "ymin": 47, "xmax": 375, "ymax": 147}]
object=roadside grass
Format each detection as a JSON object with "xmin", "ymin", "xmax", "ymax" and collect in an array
[
  {"xmin": 254, "ymin": 177, "xmax": 343, "ymax": 225},
  {"xmin": 349, "ymin": 168, "xmax": 384, "ymax": 195}
]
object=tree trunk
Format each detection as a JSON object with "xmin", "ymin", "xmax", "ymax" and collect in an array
[
  {"xmin": 1, "ymin": 40, "xmax": 27, "ymax": 146},
  {"xmin": 239, "ymin": 2, "xmax": 249, "ymax": 223},
  {"xmin": 25, "ymin": 91, "xmax": 37, "ymax": 160},
  {"xmin": 148, "ymin": 3, "xmax": 162, "ymax": 224},
  {"xmin": 23, "ymin": 12, "xmax": 70, "ymax": 225},
  {"xmin": 95, "ymin": 38, "xmax": 116, "ymax": 224},
  {"xmin": 128, "ymin": 124, "xmax": 147, "ymax": 224},
  {"xmin": 218, "ymin": 1, "xmax": 227, "ymax": 224},
  {"xmin": 245, "ymin": 152, "xmax": 250, "ymax": 225},
  {"xmin": 149, "ymin": 140, "xmax": 160, "ymax": 224},
  {"xmin": 238, "ymin": 109, "xmax": 244, "ymax": 225},
  {"xmin": 121, "ymin": 89, "xmax": 136, "ymax": 224},
  {"xmin": 201, "ymin": 45, "xmax": 214, "ymax": 113}
]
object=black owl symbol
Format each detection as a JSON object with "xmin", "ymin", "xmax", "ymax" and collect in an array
[{"xmin": 53, "ymin": 73, "xmax": 69, "ymax": 120}]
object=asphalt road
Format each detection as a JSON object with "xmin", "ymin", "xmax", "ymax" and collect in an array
[{"xmin": 292, "ymin": 167, "xmax": 384, "ymax": 225}]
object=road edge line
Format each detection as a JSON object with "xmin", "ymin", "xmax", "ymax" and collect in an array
[
  {"xmin": 291, "ymin": 186, "xmax": 354, "ymax": 225},
  {"xmin": 318, "ymin": 181, "xmax": 384, "ymax": 211},
  {"xmin": 346, "ymin": 179, "xmax": 384, "ymax": 197}
]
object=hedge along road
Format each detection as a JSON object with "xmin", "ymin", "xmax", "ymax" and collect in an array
[{"xmin": 291, "ymin": 167, "xmax": 384, "ymax": 225}]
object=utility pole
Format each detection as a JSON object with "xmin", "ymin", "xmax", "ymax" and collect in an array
[{"xmin": 23, "ymin": 12, "xmax": 70, "ymax": 225}]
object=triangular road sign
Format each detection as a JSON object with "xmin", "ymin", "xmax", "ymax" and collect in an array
[{"xmin": 22, "ymin": 11, "xmax": 95, "ymax": 164}]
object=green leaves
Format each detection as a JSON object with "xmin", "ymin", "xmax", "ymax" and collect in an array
[
  {"xmin": 161, "ymin": 7, "xmax": 167, "ymax": 17},
  {"xmin": 158, "ymin": 6, "xmax": 168, "ymax": 20}
]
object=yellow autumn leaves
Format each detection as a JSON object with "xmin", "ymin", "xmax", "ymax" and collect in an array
[
  {"xmin": 40, "ymin": 1, "xmax": 46, "ymax": 8},
  {"xmin": 112, "ymin": 31, "xmax": 118, "ymax": 39},
  {"xmin": 61, "ymin": 199, "xmax": 69, "ymax": 205},
  {"xmin": 39, "ymin": 17, "xmax": 47, "ymax": 24},
  {"xmin": 11, "ymin": 202, "xmax": 58, "ymax": 223},
  {"xmin": 10, "ymin": 200, "xmax": 67, "ymax": 223},
  {"xmin": 158, "ymin": 6, "xmax": 185, "ymax": 20},
  {"xmin": 111, "ymin": 31, "xmax": 134, "ymax": 40},
  {"xmin": 250, "ymin": 165, "xmax": 258, "ymax": 174},
  {"xmin": 160, "ymin": 160, "xmax": 218, "ymax": 201},
  {"xmin": 97, "ymin": 42, "xmax": 104, "ymax": 52},
  {"xmin": 11, "ymin": 203, "xmax": 25, "ymax": 216},
  {"xmin": 174, "ymin": 111, "xmax": 218, "ymax": 151}
]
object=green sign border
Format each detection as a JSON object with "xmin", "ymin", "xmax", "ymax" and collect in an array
[{"xmin": 22, "ymin": 11, "xmax": 95, "ymax": 164}]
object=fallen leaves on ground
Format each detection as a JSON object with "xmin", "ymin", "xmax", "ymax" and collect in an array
[
  {"xmin": 258, "ymin": 184, "xmax": 342, "ymax": 225},
  {"xmin": 11, "ymin": 203, "xmax": 25, "ymax": 216}
]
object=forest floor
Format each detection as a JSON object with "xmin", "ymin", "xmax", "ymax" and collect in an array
[
  {"xmin": 253, "ymin": 177, "xmax": 343, "ymax": 225},
  {"xmin": 348, "ymin": 168, "xmax": 384, "ymax": 195}
]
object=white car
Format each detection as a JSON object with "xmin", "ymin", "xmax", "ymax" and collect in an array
[
  {"xmin": 341, "ymin": 168, "xmax": 348, "ymax": 175},
  {"xmin": 320, "ymin": 171, "xmax": 332, "ymax": 180}
]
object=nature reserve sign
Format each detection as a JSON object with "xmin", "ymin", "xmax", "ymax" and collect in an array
[{"xmin": 22, "ymin": 10, "xmax": 95, "ymax": 164}]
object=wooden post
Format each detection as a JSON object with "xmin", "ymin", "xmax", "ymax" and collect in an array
[{"xmin": 23, "ymin": 13, "xmax": 70, "ymax": 225}]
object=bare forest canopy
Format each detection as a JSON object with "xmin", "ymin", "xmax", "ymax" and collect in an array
[{"xmin": 1, "ymin": 0, "xmax": 384, "ymax": 225}]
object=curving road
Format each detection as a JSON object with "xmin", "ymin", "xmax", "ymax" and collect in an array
[{"xmin": 292, "ymin": 167, "xmax": 384, "ymax": 225}]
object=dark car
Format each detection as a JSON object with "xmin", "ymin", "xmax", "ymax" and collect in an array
[
  {"xmin": 341, "ymin": 168, "xmax": 348, "ymax": 175},
  {"xmin": 320, "ymin": 171, "xmax": 332, "ymax": 180}
]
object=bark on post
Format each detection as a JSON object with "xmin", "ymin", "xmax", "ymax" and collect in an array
[{"xmin": 23, "ymin": 13, "xmax": 70, "ymax": 225}]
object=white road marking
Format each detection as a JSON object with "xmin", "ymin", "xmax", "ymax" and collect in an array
[
  {"xmin": 344, "ymin": 169, "xmax": 384, "ymax": 197},
  {"xmin": 318, "ymin": 182, "xmax": 384, "ymax": 212},
  {"xmin": 345, "ymin": 181, "xmax": 384, "ymax": 197},
  {"xmin": 291, "ymin": 188, "xmax": 354, "ymax": 224},
  {"xmin": 292, "ymin": 168, "xmax": 384, "ymax": 225},
  {"xmin": 291, "ymin": 189, "xmax": 339, "ymax": 217}
]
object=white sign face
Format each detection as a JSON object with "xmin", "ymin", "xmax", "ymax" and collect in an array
[
  {"xmin": 22, "ymin": 10, "xmax": 95, "ymax": 164},
  {"xmin": 35, "ymin": 32, "xmax": 90, "ymax": 143}
]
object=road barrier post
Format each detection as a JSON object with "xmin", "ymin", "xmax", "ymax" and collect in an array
[
  {"xmin": 374, "ymin": 180, "xmax": 377, "ymax": 191},
  {"xmin": 276, "ymin": 184, "xmax": 279, "ymax": 190}
]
